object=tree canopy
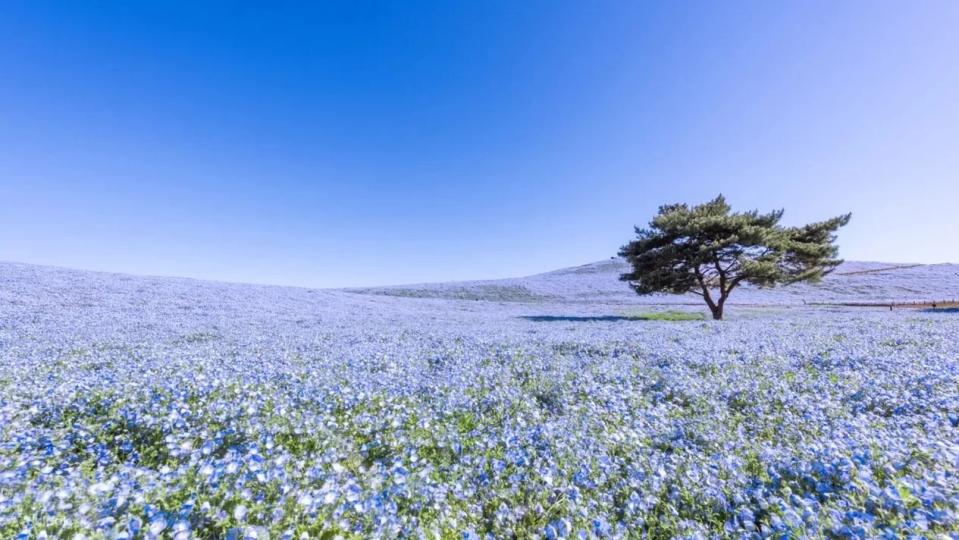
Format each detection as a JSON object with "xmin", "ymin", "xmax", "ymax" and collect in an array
[{"xmin": 618, "ymin": 195, "xmax": 851, "ymax": 319}]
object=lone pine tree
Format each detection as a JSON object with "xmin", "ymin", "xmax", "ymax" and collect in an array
[{"xmin": 618, "ymin": 195, "xmax": 851, "ymax": 320}]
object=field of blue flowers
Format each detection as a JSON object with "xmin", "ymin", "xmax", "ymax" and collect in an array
[{"xmin": 1, "ymin": 262, "xmax": 958, "ymax": 539}]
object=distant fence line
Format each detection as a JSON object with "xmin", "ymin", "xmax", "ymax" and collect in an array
[
  {"xmin": 634, "ymin": 299, "xmax": 959, "ymax": 310},
  {"xmin": 807, "ymin": 299, "xmax": 959, "ymax": 310}
]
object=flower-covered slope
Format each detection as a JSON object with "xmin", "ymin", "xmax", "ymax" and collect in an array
[
  {"xmin": 1, "ymin": 261, "xmax": 958, "ymax": 539},
  {"xmin": 351, "ymin": 259, "xmax": 959, "ymax": 305}
]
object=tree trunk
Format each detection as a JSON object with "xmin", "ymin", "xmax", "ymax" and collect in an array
[{"xmin": 710, "ymin": 304, "xmax": 723, "ymax": 320}]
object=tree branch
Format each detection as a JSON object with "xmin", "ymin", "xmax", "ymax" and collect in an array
[
  {"xmin": 693, "ymin": 267, "xmax": 717, "ymax": 310},
  {"xmin": 714, "ymin": 259, "xmax": 728, "ymax": 296}
]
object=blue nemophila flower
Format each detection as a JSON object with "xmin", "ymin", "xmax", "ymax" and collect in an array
[
  {"xmin": 1, "ymin": 263, "xmax": 959, "ymax": 538},
  {"xmin": 148, "ymin": 517, "xmax": 166, "ymax": 536},
  {"xmin": 591, "ymin": 517, "xmax": 610, "ymax": 537},
  {"xmin": 545, "ymin": 518, "xmax": 571, "ymax": 540}
]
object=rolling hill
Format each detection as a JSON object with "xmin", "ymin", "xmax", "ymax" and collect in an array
[{"xmin": 348, "ymin": 259, "xmax": 959, "ymax": 305}]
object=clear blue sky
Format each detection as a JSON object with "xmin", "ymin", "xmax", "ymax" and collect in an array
[{"xmin": 1, "ymin": 2, "xmax": 957, "ymax": 287}]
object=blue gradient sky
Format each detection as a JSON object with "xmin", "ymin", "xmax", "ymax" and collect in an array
[{"xmin": 2, "ymin": 2, "xmax": 957, "ymax": 287}]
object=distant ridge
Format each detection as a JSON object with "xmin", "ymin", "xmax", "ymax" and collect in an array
[
  {"xmin": 1, "ymin": 259, "xmax": 957, "ymax": 307},
  {"xmin": 835, "ymin": 264, "xmax": 922, "ymax": 276},
  {"xmin": 348, "ymin": 259, "xmax": 959, "ymax": 306}
]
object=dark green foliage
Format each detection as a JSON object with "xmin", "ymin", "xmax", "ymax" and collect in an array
[{"xmin": 618, "ymin": 195, "xmax": 850, "ymax": 319}]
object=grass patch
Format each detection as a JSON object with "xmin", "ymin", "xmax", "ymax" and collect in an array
[{"xmin": 625, "ymin": 310, "xmax": 705, "ymax": 321}]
